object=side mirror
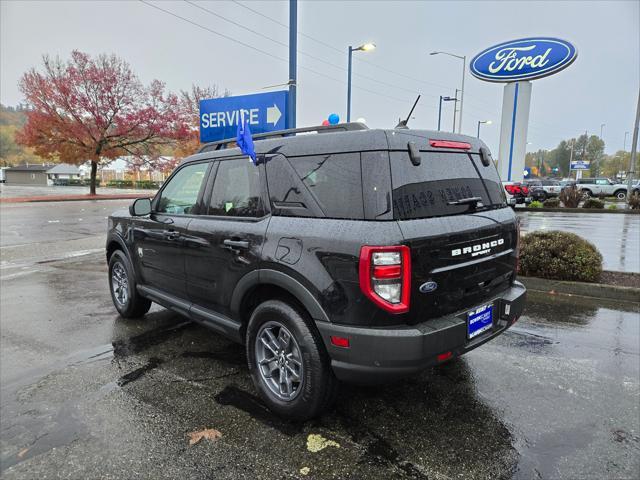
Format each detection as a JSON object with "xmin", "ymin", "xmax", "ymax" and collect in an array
[{"xmin": 129, "ymin": 197, "xmax": 152, "ymax": 216}]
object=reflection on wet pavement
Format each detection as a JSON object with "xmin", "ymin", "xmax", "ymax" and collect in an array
[{"xmin": 517, "ymin": 211, "xmax": 640, "ymax": 272}]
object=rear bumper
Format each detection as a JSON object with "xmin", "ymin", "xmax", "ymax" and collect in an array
[{"xmin": 317, "ymin": 281, "xmax": 526, "ymax": 384}]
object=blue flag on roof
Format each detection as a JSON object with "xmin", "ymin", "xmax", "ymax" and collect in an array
[{"xmin": 236, "ymin": 116, "xmax": 257, "ymax": 165}]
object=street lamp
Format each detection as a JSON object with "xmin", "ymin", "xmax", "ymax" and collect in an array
[
  {"xmin": 438, "ymin": 95, "xmax": 456, "ymax": 131},
  {"xmin": 477, "ymin": 120, "xmax": 492, "ymax": 138},
  {"xmin": 600, "ymin": 123, "xmax": 605, "ymax": 138},
  {"xmin": 347, "ymin": 42, "xmax": 376, "ymax": 122},
  {"xmin": 430, "ymin": 51, "xmax": 466, "ymax": 134},
  {"xmin": 624, "ymin": 131, "xmax": 630, "ymax": 151}
]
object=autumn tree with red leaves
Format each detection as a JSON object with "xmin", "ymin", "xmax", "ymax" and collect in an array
[{"xmin": 17, "ymin": 51, "xmax": 191, "ymax": 194}]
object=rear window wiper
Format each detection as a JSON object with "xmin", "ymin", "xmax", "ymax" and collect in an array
[{"xmin": 447, "ymin": 196, "xmax": 483, "ymax": 208}]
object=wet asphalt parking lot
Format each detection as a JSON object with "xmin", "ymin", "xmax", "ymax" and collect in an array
[{"xmin": 1, "ymin": 199, "xmax": 639, "ymax": 479}]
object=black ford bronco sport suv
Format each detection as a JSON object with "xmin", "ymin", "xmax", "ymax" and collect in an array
[{"xmin": 107, "ymin": 123, "xmax": 526, "ymax": 420}]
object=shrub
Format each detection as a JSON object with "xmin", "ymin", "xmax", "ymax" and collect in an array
[
  {"xmin": 529, "ymin": 200, "xmax": 543, "ymax": 208},
  {"xmin": 559, "ymin": 186, "xmax": 581, "ymax": 208},
  {"xmin": 543, "ymin": 198, "xmax": 560, "ymax": 208},
  {"xmin": 629, "ymin": 193, "xmax": 640, "ymax": 210},
  {"xmin": 607, "ymin": 204, "xmax": 618, "ymax": 210},
  {"xmin": 519, "ymin": 231, "xmax": 602, "ymax": 282},
  {"xmin": 582, "ymin": 198, "xmax": 605, "ymax": 209}
]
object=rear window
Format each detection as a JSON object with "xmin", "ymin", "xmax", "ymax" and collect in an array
[{"xmin": 390, "ymin": 151, "xmax": 505, "ymax": 220}]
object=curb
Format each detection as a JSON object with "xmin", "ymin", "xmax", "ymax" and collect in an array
[
  {"xmin": 517, "ymin": 207, "xmax": 639, "ymax": 214},
  {"xmin": 0, "ymin": 194, "xmax": 153, "ymax": 204},
  {"xmin": 519, "ymin": 276, "xmax": 640, "ymax": 303}
]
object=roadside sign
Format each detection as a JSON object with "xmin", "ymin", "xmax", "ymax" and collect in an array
[
  {"xmin": 570, "ymin": 160, "xmax": 590, "ymax": 170},
  {"xmin": 470, "ymin": 37, "xmax": 578, "ymax": 83},
  {"xmin": 199, "ymin": 91, "xmax": 289, "ymax": 143}
]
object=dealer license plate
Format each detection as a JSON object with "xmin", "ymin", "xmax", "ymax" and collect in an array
[{"xmin": 467, "ymin": 304, "xmax": 493, "ymax": 339}]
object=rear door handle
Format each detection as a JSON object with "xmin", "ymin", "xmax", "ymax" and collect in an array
[{"xmin": 223, "ymin": 239, "xmax": 249, "ymax": 249}]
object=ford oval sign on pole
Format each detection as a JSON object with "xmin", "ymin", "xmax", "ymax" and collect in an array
[
  {"xmin": 470, "ymin": 37, "xmax": 577, "ymax": 183},
  {"xmin": 470, "ymin": 37, "xmax": 577, "ymax": 82},
  {"xmin": 199, "ymin": 91, "xmax": 289, "ymax": 143}
]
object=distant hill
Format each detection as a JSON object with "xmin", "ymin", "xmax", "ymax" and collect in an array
[{"xmin": 0, "ymin": 104, "xmax": 40, "ymax": 166}]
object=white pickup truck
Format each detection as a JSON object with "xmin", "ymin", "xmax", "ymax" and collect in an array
[{"xmin": 576, "ymin": 178, "xmax": 631, "ymax": 200}]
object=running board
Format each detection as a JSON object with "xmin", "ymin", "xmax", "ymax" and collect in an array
[{"xmin": 137, "ymin": 285, "xmax": 243, "ymax": 343}]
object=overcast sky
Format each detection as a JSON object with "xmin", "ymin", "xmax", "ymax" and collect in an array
[{"xmin": 1, "ymin": 0, "xmax": 638, "ymax": 155}]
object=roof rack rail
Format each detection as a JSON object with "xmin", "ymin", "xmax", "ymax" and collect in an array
[{"xmin": 197, "ymin": 122, "xmax": 368, "ymax": 154}]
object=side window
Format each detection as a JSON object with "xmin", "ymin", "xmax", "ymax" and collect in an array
[
  {"xmin": 208, "ymin": 158, "xmax": 264, "ymax": 217},
  {"xmin": 266, "ymin": 155, "xmax": 320, "ymax": 217},
  {"xmin": 362, "ymin": 151, "xmax": 392, "ymax": 220},
  {"xmin": 156, "ymin": 162, "xmax": 208, "ymax": 214},
  {"xmin": 290, "ymin": 153, "xmax": 364, "ymax": 219},
  {"xmin": 596, "ymin": 179, "xmax": 608, "ymax": 185}
]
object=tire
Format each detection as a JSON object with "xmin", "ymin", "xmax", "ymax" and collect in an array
[
  {"xmin": 581, "ymin": 189, "xmax": 592, "ymax": 198},
  {"xmin": 614, "ymin": 190, "xmax": 627, "ymax": 200},
  {"xmin": 246, "ymin": 300, "xmax": 337, "ymax": 420},
  {"xmin": 108, "ymin": 250, "xmax": 151, "ymax": 318}
]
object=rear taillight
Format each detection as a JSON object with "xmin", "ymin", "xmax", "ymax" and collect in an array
[
  {"xmin": 504, "ymin": 184, "xmax": 522, "ymax": 195},
  {"xmin": 521, "ymin": 185, "xmax": 529, "ymax": 195},
  {"xmin": 359, "ymin": 246, "xmax": 411, "ymax": 313}
]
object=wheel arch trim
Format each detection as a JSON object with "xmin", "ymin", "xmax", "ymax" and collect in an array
[{"xmin": 231, "ymin": 269, "xmax": 330, "ymax": 323}]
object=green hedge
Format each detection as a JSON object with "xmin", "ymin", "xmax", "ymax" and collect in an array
[
  {"xmin": 519, "ymin": 231, "xmax": 602, "ymax": 282},
  {"xmin": 543, "ymin": 198, "xmax": 560, "ymax": 208},
  {"xmin": 105, "ymin": 180, "xmax": 161, "ymax": 189},
  {"xmin": 54, "ymin": 178, "xmax": 101, "ymax": 187},
  {"xmin": 582, "ymin": 198, "xmax": 605, "ymax": 209}
]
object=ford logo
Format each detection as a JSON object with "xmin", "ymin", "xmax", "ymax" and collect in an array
[
  {"xmin": 470, "ymin": 37, "xmax": 577, "ymax": 82},
  {"xmin": 419, "ymin": 281, "xmax": 438, "ymax": 293}
]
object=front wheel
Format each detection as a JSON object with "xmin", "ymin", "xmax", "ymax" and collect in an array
[
  {"xmin": 108, "ymin": 250, "xmax": 151, "ymax": 318},
  {"xmin": 246, "ymin": 300, "xmax": 337, "ymax": 420}
]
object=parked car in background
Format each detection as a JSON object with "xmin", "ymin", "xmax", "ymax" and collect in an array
[
  {"xmin": 503, "ymin": 181, "xmax": 532, "ymax": 207},
  {"xmin": 523, "ymin": 181, "xmax": 547, "ymax": 202},
  {"xmin": 576, "ymin": 178, "xmax": 630, "ymax": 199}
]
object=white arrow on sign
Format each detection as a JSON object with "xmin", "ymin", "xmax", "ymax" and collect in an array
[{"xmin": 267, "ymin": 104, "xmax": 282, "ymax": 126}]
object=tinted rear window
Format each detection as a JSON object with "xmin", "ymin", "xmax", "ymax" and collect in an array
[{"xmin": 391, "ymin": 151, "xmax": 505, "ymax": 220}]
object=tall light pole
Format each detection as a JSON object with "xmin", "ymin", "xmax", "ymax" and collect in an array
[
  {"xmin": 452, "ymin": 89, "xmax": 460, "ymax": 133},
  {"xmin": 600, "ymin": 123, "xmax": 605, "ymax": 139},
  {"xmin": 627, "ymin": 89, "xmax": 639, "ymax": 206},
  {"xmin": 289, "ymin": 0, "xmax": 297, "ymax": 128},
  {"xmin": 438, "ymin": 95, "xmax": 455, "ymax": 131},
  {"xmin": 477, "ymin": 120, "xmax": 492, "ymax": 138},
  {"xmin": 430, "ymin": 51, "xmax": 466, "ymax": 134},
  {"xmin": 347, "ymin": 42, "xmax": 376, "ymax": 122}
]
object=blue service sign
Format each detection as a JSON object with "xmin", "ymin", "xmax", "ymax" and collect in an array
[
  {"xmin": 200, "ymin": 91, "xmax": 288, "ymax": 143},
  {"xmin": 470, "ymin": 37, "xmax": 577, "ymax": 82},
  {"xmin": 570, "ymin": 160, "xmax": 590, "ymax": 170}
]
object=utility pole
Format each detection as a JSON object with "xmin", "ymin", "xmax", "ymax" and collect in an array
[
  {"xmin": 627, "ymin": 89, "xmax": 639, "ymax": 206},
  {"xmin": 288, "ymin": 0, "xmax": 297, "ymax": 129},
  {"xmin": 452, "ymin": 89, "xmax": 459, "ymax": 133},
  {"xmin": 569, "ymin": 138, "xmax": 575, "ymax": 178},
  {"xmin": 624, "ymin": 131, "xmax": 629, "ymax": 151},
  {"xmin": 459, "ymin": 56, "xmax": 466, "ymax": 134}
]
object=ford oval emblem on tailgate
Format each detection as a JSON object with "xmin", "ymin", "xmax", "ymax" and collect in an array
[{"xmin": 419, "ymin": 281, "xmax": 438, "ymax": 293}]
